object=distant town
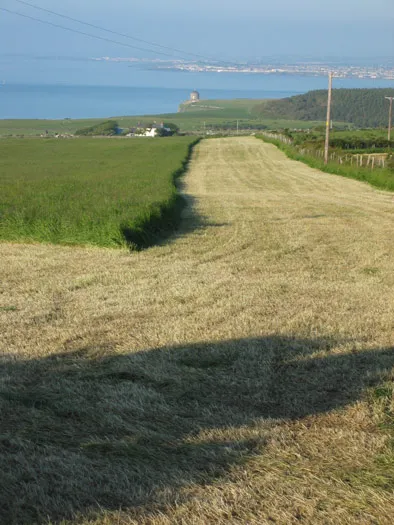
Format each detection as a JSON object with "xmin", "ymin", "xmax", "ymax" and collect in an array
[
  {"xmin": 159, "ymin": 63, "xmax": 394, "ymax": 80},
  {"xmin": 93, "ymin": 57, "xmax": 394, "ymax": 80}
]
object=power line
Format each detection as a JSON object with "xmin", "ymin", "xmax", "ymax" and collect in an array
[
  {"xmin": 10, "ymin": 0, "xmax": 221, "ymax": 64},
  {"xmin": 1, "ymin": 7, "xmax": 185, "ymax": 59}
]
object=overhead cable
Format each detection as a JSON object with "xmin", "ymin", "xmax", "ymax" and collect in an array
[
  {"xmin": 11, "ymin": 0, "xmax": 225, "ymax": 63},
  {"xmin": 1, "ymin": 7, "xmax": 184, "ymax": 58}
]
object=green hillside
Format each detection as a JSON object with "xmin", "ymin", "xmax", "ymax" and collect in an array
[
  {"xmin": 253, "ymin": 88, "xmax": 394, "ymax": 128},
  {"xmin": 178, "ymin": 98, "xmax": 263, "ymax": 118}
]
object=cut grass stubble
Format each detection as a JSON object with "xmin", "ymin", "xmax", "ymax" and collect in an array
[
  {"xmin": 257, "ymin": 134, "xmax": 394, "ymax": 192},
  {"xmin": 1, "ymin": 138, "xmax": 394, "ymax": 524}
]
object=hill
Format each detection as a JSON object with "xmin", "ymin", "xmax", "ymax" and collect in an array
[
  {"xmin": 2, "ymin": 138, "xmax": 394, "ymax": 524},
  {"xmin": 178, "ymin": 98, "xmax": 263, "ymax": 118},
  {"xmin": 253, "ymin": 88, "xmax": 394, "ymax": 128}
]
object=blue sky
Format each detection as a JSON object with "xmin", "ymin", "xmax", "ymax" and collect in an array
[{"xmin": 1, "ymin": 0, "xmax": 393, "ymax": 60}]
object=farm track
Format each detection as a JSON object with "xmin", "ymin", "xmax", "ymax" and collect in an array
[{"xmin": 1, "ymin": 137, "xmax": 394, "ymax": 524}]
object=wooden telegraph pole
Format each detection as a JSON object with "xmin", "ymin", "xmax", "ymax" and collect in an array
[
  {"xmin": 324, "ymin": 72, "xmax": 333, "ymax": 165},
  {"xmin": 385, "ymin": 97, "xmax": 393, "ymax": 141}
]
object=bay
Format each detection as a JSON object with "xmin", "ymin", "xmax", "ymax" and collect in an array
[{"xmin": 0, "ymin": 60, "xmax": 393, "ymax": 119}]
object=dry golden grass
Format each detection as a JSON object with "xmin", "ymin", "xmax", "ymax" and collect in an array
[{"xmin": 1, "ymin": 137, "xmax": 394, "ymax": 524}]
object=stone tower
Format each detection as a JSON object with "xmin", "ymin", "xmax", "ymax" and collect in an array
[{"xmin": 190, "ymin": 90, "xmax": 200, "ymax": 102}]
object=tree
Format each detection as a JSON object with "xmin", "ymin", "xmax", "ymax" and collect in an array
[{"xmin": 163, "ymin": 123, "xmax": 180, "ymax": 135}]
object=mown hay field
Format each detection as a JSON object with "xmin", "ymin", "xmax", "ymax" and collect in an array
[
  {"xmin": 1, "ymin": 137, "xmax": 394, "ymax": 524},
  {"xmin": 257, "ymin": 134, "xmax": 394, "ymax": 192},
  {"xmin": 0, "ymin": 137, "xmax": 197, "ymax": 248}
]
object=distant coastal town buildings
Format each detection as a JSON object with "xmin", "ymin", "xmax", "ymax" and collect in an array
[
  {"xmin": 92, "ymin": 56, "xmax": 394, "ymax": 80},
  {"xmin": 155, "ymin": 63, "xmax": 394, "ymax": 80}
]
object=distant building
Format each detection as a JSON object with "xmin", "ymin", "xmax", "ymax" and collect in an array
[
  {"xmin": 143, "ymin": 128, "xmax": 157, "ymax": 138},
  {"xmin": 190, "ymin": 90, "xmax": 200, "ymax": 102}
]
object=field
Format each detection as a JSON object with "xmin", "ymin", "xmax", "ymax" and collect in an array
[
  {"xmin": 1, "ymin": 137, "xmax": 394, "ymax": 524},
  {"xmin": 287, "ymin": 128, "xmax": 392, "ymax": 151},
  {"xmin": 178, "ymin": 98, "xmax": 264, "ymax": 118},
  {"xmin": 0, "ymin": 98, "xmax": 340, "ymax": 137},
  {"xmin": 257, "ymin": 130, "xmax": 394, "ymax": 191},
  {"xmin": 0, "ymin": 115, "xmax": 330, "ymax": 136},
  {"xmin": 0, "ymin": 119, "xmax": 107, "ymax": 137},
  {"xmin": 0, "ymin": 137, "xmax": 197, "ymax": 248}
]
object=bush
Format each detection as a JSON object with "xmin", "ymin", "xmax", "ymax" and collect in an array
[
  {"xmin": 75, "ymin": 120, "xmax": 118, "ymax": 136},
  {"xmin": 163, "ymin": 123, "xmax": 180, "ymax": 135}
]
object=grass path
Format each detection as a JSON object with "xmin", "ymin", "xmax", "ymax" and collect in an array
[{"xmin": 1, "ymin": 137, "xmax": 394, "ymax": 524}]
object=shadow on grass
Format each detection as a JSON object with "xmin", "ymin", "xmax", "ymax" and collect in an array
[
  {"xmin": 0, "ymin": 336, "xmax": 393, "ymax": 523},
  {"xmin": 120, "ymin": 193, "xmax": 192, "ymax": 250},
  {"xmin": 120, "ymin": 138, "xmax": 225, "ymax": 251},
  {"xmin": 120, "ymin": 193, "xmax": 224, "ymax": 251},
  {"xmin": 121, "ymin": 192, "xmax": 230, "ymax": 251}
]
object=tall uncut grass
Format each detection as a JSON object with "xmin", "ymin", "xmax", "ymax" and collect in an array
[{"xmin": 0, "ymin": 137, "xmax": 198, "ymax": 248}]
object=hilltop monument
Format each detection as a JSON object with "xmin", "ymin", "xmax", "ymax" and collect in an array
[
  {"xmin": 178, "ymin": 90, "xmax": 201, "ymax": 112},
  {"xmin": 190, "ymin": 90, "xmax": 200, "ymax": 102}
]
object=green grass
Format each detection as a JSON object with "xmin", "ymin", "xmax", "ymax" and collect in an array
[
  {"xmin": 0, "ymin": 98, "xmax": 349, "ymax": 136},
  {"xmin": 0, "ymin": 115, "xmax": 334, "ymax": 136},
  {"xmin": 0, "ymin": 137, "xmax": 198, "ymax": 248},
  {"xmin": 289, "ymin": 128, "xmax": 392, "ymax": 152},
  {"xmin": 178, "ymin": 98, "xmax": 265, "ymax": 118},
  {"xmin": 0, "ymin": 119, "xmax": 103, "ymax": 137},
  {"xmin": 329, "ymin": 129, "xmax": 389, "ymax": 140},
  {"xmin": 257, "ymin": 135, "xmax": 394, "ymax": 192},
  {"xmin": 0, "ymin": 306, "xmax": 17, "ymax": 312},
  {"xmin": 177, "ymin": 99, "xmax": 351, "ymax": 130}
]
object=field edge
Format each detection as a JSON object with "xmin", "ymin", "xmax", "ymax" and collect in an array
[
  {"xmin": 256, "ymin": 134, "xmax": 394, "ymax": 192},
  {"xmin": 122, "ymin": 137, "xmax": 201, "ymax": 251}
]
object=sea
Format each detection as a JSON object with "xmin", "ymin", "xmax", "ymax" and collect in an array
[{"xmin": 1, "ymin": 61, "xmax": 393, "ymax": 120}]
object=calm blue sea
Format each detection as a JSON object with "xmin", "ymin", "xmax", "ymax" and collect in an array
[
  {"xmin": 0, "ymin": 83, "xmax": 305, "ymax": 120},
  {"xmin": 1, "ymin": 64, "xmax": 393, "ymax": 119}
]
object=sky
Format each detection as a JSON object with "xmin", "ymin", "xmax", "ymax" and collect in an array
[
  {"xmin": 1, "ymin": 0, "xmax": 393, "ymax": 84},
  {"xmin": 1, "ymin": 0, "xmax": 393, "ymax": 58}
]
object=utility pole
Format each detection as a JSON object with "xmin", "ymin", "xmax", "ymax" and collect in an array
[
  {"xmin": 385, "ymin": 97, "xmax": 393, "ymax": 141},
  {"xmin": 324, "ymin": 72, "xmax": 333, "ymax": 165},
  {"xmin": 237, "ymin": 119, "xmax": 239, "ymax": 135}
]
